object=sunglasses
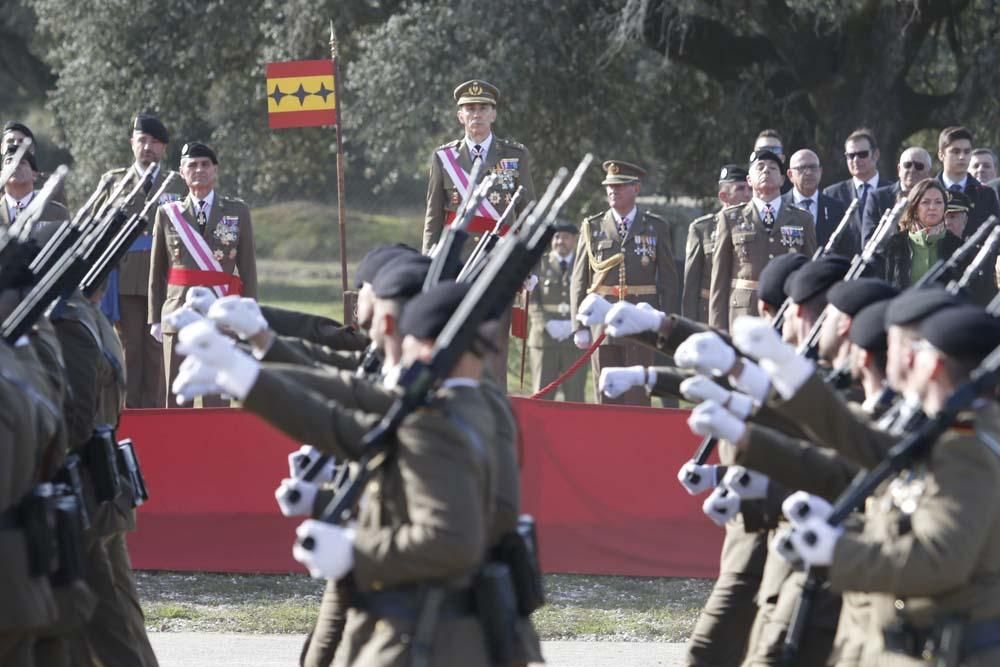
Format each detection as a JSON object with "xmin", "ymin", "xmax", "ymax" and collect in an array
[
  {"xmin": 845, "ymin": 150, "xmax": 871, "ymax": 161},
  {"xmin": 901, "ymin": 161, "xmax": 927, "ymax": 171}
]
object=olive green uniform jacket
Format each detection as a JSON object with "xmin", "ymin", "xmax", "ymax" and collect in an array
[{"xmin": 682, "ymin": 213, "xmax": 717, "ymax": 324}]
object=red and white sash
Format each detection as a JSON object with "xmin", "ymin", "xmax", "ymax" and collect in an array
[
  {"xmin": 437, "ymin": 146, "xmax": 503, "ymax": 229},
  {"xmin": 162, "ymin": 201, "xmax": 240, "ymax": 298}
]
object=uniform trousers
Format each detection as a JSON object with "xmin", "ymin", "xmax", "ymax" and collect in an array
[
  {"xmin": 301, "ymin": 578, "xmax": 351, "ymax": 667},
  {"xmin": 118, "ymin": 295, "xmax": 164, "ymax": 408},
  {"xmin": 529, "ymin": 342, "xmax": 587, "ymax": 402}
]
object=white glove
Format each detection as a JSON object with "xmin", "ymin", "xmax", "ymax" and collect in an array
[
  {"xmin": 722, "ymin": 466, "xmax": 769, "ymax": 501},
  {"xmin": 288, "ymin": 445, "xmax": 338, "ymax": 482},
  {"xmin": 163, "ymin": 306, "xmax": 205, "ymax": 331},
  {"xmin": 677, "ymin": 462, "xmax": 720, "ymax": 496},
  {"xmin": 604, "ymin": 301, "xmax": 665, "ymax": 337},
  {"xmin": 680, "ymin": 375, "xmax": 755, "ymax": 420},
  {"xmin": 687, "ymin": 400, "xmax": 746, "ymax": 443},
  {"xmin": 774, "ymin": 518, "xmax": 842, "ymax": 568},
  {"xmin": 293, "ymin": 520, "xmax": 356, "ymax": 580},
  {"xmin": 185, "ymin": 286, "xmax": 218, "ymax": 314},
  {"xmin": 176, "ymin": 319, "xmax": 260, "ymax": 400},
  {"xmin": 771, "ymin": 526, "xmax": 804, "ymax": 568},
  {"xmin": 674, "ymin": 332, "xmax": 736, "ymax": 376},
  {"xmin": 599, "ymin": 366, "xmax": 648, "ymax": 399},
  {"xmin": 523, "ymin": 274, "xmax": 539, "ymax": 293},
  {"xmin": 274, "ymin": 478, "xmax": 319, "ymax": 517},
  {"xmin": 728, "ymin": 359, "xmax": 772, "ymax": 404},
  {"xmin": 576, "ymin": 293, "xmax": 612, "ymax": 327},
  {"xmin": 702, "ymin": 485, "xmax": 740, "ymax": 527},
  {"xmin": 544, "ymin": 319, "xmax": 574, "ymax": 341},
  {"xmin": 573, "ymin": 328, "xmax": 592, "ymax": 349},
  {"xmin": 172, "ymin": 357, "xmax": 225, "ymax": 405},
  {"xmin": 207, "ymin": 296, "xmax": 268, "ymax": 340},
  {"xmin": 149, "ymin": 323, "xmax": 163, "ymax": 343},
  {"xmin": 732, "ymin": 316, "xmax": 814, "ymax": 399},
  {"xmin": 782, "ymin": 491, "xmax": 834, "ymax": 526}
]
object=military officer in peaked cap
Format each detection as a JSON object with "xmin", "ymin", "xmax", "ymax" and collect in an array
[{"xmin": 570, "ymin": 160, "xmax": 678, "ymax": 405}]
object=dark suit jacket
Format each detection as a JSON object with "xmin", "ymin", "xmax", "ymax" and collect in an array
[
  {"xmin": 935, "ymin": 173, "xmax": 1000, "ymax": 237},
  {"xmin": 987, "ymin": 176, "xmax": 1000, "ymax": 201},
  {"xmin": 861, "ymin": 182, "xmax": 903, "ymax": 247},
  {"xmin": 823, "ymin": 174, "xmax": 894, "ymax": 253},
  {"xmin": 781, "ymin": 191, "xmax": 853, "ymax": 255}
]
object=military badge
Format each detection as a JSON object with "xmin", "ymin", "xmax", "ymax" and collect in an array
[
  {"xmin": 489, "ymin": 191, "xmax": 502, "ymax": 205},
  {"xmin": 779, "ymin": 225, "xmax": 805, "ymax": 248},
  {"xmin": 214, "ymin": 216, "xmax": 240, "ymax": 246},
  {"xmin": 633, "ymin": 234, "xmax": 656, "ymax": 264},
  {"xmin": 214, "ymin": 249, "xmax": 225, "ymax": 261},
  {"xmin": 504, "ymin": 193, "xmax": 512, "ymax": 204},
  {"xmin": 499, "ymin": 158, "xmax": 519, "ymax": 171},
  {"xmin": 451, "ymin": 190, "xmax": 460, "ymax": 205},
  {"xmin": 159, "ymin": 193, "xmax": 181, "ymax": 205},
  {"xmin": 229, "ymin": 248, "xmax": 237, "ymax": 260}
]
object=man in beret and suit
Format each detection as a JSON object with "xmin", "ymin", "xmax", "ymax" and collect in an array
[
  {"xmin": 149, "ymin": 141, "xmax": 257, "ymax": 407},
  {"xmin": 98, "ymin": 114, "xmax": 188, "ymax": 408}
]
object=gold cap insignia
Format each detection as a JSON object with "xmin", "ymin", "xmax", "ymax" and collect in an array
[
  {"xmin": 468, "ymin": 82, "xmax": 483, "ymax": 96},
  {"xmin": 607, "ymin": 163, "xmax": 620, "ymax": 175}
]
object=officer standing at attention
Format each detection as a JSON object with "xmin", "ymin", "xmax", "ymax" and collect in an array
[
  {"xmin": 97, "ymin": 113, "xmax": 188, "ymax": 408},
  {"xmin": 709, "ymin": 150, "xmax": 816, "ymax": 332},
  {"xmin": 528, "ymin": 221, "xmax": 588, "ymax": 401},
  {"xmin": 682, "ymin": 164, "xmax": 751, "ymax": 323},
  {"xmin": 570, "ymin": 160, "xmax": 679, "ymax": 406}
]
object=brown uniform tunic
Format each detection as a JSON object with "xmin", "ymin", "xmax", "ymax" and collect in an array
[
  {"xmin": 682, "ymin": 213, "xmax": 717, "ymax": 324},
  {"xmin": 528, "ymin": 250, "xmax": 587, "ymax": 401}
]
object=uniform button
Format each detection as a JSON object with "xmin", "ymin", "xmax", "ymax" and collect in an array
[
  {"xmin": 894, "ymin": 599, "xmax": 905, "ymax": 610},
  {"xmin": 768, "ymin": 254, "xmax": 774, "ymax": 259},
  {"xmin": 368, "ymin": 481, "xmax": 380, "ymax": 494},
  {"xmin": 473, "ymin": 236, "xmax": 480, "ymax": 243},
  {"xmin": 372, "ymin": 580, "xmax": 384, "ymax": 591}
]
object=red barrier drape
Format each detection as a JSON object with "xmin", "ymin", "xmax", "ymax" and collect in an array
[{"xmin": 121, "ymin": 401, "xmax": 723, "ymax": 577}]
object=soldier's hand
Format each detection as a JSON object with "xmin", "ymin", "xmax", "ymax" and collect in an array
[
  {"xmin": 771, "ymin": 526, "xmax": 804, "ymax": 568},
  {"xmin": 782, "ymin": 491, "xmax": 833, "ymax": 526},
  {"xmin": 293, "ymin": 520, "xmax": 356, "ymax": 580},
  {"xmin": 177, "ymin": 320, "xmax": 260, "ymax": 400},
  {"xmin": 728, "ymin": 359, "xmax": 772, "ymax": 404},
  {"xmin": 723, "ymin": 466, "xmax": 769, "ymax": 501},
  {"xmin": 604, "ymin": 301, "xmax": 665, "ymax": 337},
  {"xmin": 573, "ymin": 328, "xmax": 592, "ymax": 349},
  {"xmin": 702, "ymin": 485, "xmax": 740, "ymax": 527},
  {"xmin": 674, "ymin": 332, "xmax": 736, "ymax": 376},
  {"xmin": 185, "ymin": 286, "xmax": 218, "ymax": 314},
  {"xmin": 599, "ymin": 366, "xmax": 649, "ymax": 398},
  {"xmin": 776, "ymin": 518, "xmax": 842, "ymax": 568},
  {"xmin": 677, "ymin": 462, "xmax": 722, "ymax": 496},
  {"xmin": 732, "ymin": 316, "xmax": 814, "ymax": 399},
  {"xmin": 523, "ymin": 274, "xmax": 539, "ymax": 293},
  {"xmin": 149, "ymin": 323, "xmax": 163, "ymax": 343},
  {"xmin": 208, "ymin": 296, "xmax": 268, "ymax": 340},
  {"xmin": 164, "ymin": 305, "xmax": 205, "ymax": 331},
  {"xmin": 172, "ymin": 356, "xmax": 225, "ymax": 405},
  {"xmin": 687, "ymin": 400, "xmax": 746, "ymax": 443},
  {"xmin": 288, "ymin": 445, "xmax": 338, "ymax": 483},
  {"xmin": 274, "ymin": 478, "xmax": 319, "ymax": 517},
  {"xmin": 544, "ymin": 319, "xmax": 574, "ymax": 341},
  {"xmin": 679, "ymin": 375, "xmax": 754, "ymax": 419},
  {"xmin": 576, "ymin": 293, "xmax": 612, "ymax": 327}
]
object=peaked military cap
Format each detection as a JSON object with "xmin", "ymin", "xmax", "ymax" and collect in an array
[
  {"xmin": 355, "ymin": 243, "xmax": 419, "ymax": 288},
  {"xmin": 749, "ymin": 149, "xmax": 783, "ymax": 171},
  {"xmin": 454, "ymin": 80, "xmax": 499, "ymax": 106},
  {"xmin": 848, "ymin": 299, "xmax": 892, "ymax": 352},
  {"xmin": 133, "ymin": 113, "xmax": 169, "ymax": 144},
  {"xmin": 827, "ymin": 278, "xmax": 899, "ymax": 317},
  {"xmin": 884, "ymin": 287, "xmax": 963, "ymax": 328},
  {"xmin": 946, "ymin": 189, "xmax": 971, "ymax": 212},
  {"xmin": 554, "ymin": 220, "xmax": 580, "ymax": 235},
  {"xmin": 758, "ymin": 253, "xmax": 809, "ymax": 307},
  {"xmin": 2, "ymin": 121, "xmax": 36, "ymax": 154},
  {"xmin": 372, "ymin": 255, "xmax": 432, "ymax": 300},
  {"xmin": 719, "ymin": 164, "xmax": 748, "ymax": 183},
  {"xmin": 786, "ymin": 254, "xmax": 851, "ymax": 304},
  {"xmin": 918, "ymin": 305, "xmax": 1000, "ymax": 362},
  {"xmin": 3, "ymin": 143, "xmax": 36, "ymax": 171},
  {"xmin": 181, "ymin": 142, "xmax": 217, "ymax": 164},
  {"xmin": 601, "ymin": 160, "xmax": 646, "ymax": 186}
]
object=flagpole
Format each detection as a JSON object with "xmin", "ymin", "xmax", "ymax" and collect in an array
[{"xmin": 329, "ymin": 22, "xmax": 353, "ymax": 319}]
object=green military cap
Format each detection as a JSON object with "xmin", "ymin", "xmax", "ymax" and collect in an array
[
  {"xmin": 719, "ymin": 164, "xmax": 748, "ymax": 183},
  {"xmin": 454, "ymin": 80, "xmax": 500, "ymax": 106},
  {"xmin": 601, "ymin": 160, "xmax": 646, "ymax": 186}
]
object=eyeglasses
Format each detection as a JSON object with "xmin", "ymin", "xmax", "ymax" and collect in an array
[
  {"xmin": 757, "ymin": 145, "xmax": 782, "ymax": 156},
  {"xmin": 845, "ymin": 150, "xmax": 871, "ymax": 161},
  {"xmin": 791, "ymin": 164, "xmax": 821, "ymax": 173},
  {"xmin": 900, "ymin": 161, "xmax": 927, "ymax": 171}
]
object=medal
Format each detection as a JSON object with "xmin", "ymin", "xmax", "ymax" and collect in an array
[
  {"xmin": 451, "ymin": 190, "xmax": 460, "ymax": 205},
  {"xmin": 641, "ymin": 256, "xmax": 650, "ymax": 266}
]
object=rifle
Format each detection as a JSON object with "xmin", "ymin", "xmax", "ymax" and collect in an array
[
  {"xmin": 0, "ymin": 138, "xmax": 33, "ymax": 187},
  {"xmin": 772, "ymin": 199, "xmax": 860, "ymax": 331},
  {"xmin": 80, "ymin": 171, "xmax": 180, "ymax": 297},
  {"xmin": 914, "ymin": 215, "xmax": 998, "ymax": 289},
  {"xmin": 6, "ymin": 165, "xmax": 70, "ymax": 243},
  {"xmin": 457, "ymin": 186, "xmax": 525, "ymax": 283},
  {"xmin": 948, "ymin": 224, "xmax": 1000, "ymax": 294},
  {"xmin": 2, "ymin": 167, "xmax": 154, "ymax": 342},
  {"xmin": 783, "ymin": 338, "xmax": 1000, "ymax": 665},
  {"xmin": 0, "ymin": 167, "xmax": 71, "ymax": 292},
  {"xmin": 316, "ymin": 155, "xmax": 593, "ymax": 526}
]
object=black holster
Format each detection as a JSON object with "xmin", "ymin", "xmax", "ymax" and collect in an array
[
  {"xmin": 473, "ymin": 562, "xmax": 518, "ymax": 666},
  {"xmin": 82, "ymin": 425, "xmax": 121, "ymax": 503},
  {"xmin": 116, "ymin": 438, "xmax": 149, "ymax": 507},
  {"xmin": 16, "ymin": 484, "xmax": 59, "ymax": 578},
  {"xmin": 491, "ymin": 514, "xmax": 545, "ymax": 616},
  {"xmin": 50, "ymin": 487, "xmax": 86, "ymax": 586},
  {"xmin": 54, "ymin": 453, "xmax": 90, "ymax": 530}
]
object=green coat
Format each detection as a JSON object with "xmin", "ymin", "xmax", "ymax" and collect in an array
[{"xmin": 682, "ymin": 213, "xmax": 718, "ymax": 323}]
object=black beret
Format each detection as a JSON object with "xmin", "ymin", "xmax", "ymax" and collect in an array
[
  {"xmin": 355, "ymin": 243, "xmax": 419, "ymax": 288},
  {"xmin": 749, "ymin": 149, "xmax": 783, "ymax": 171},
  {"xmin": 758, "ymin": 253, "xmax": 810, "ymax": 307},
  {"xmin": 786, "ymin": 254, "xmax": 851, "ymax": 304},
  {"xmin": 399, "ymin": 281, "xmax": 470, "ymax": 339},
  {"xmin": 553, "ymin": 221, "xmax": 579, "ymax": 235},
  {"xmin": 918, "ymin": 305, "xmax": 1000, "ymax": 363},
  {"xmin": 181, "ymin": 142, "xmax": 217, "ymax": 164},
  {"xmin": 133, "ymin": 113, "xmax": 169, "ymax": 144},
  {"xmin": 848, "ymin": 299, "xmax": 892, "ymax": 352},
  {"xmin": 2, "ymin": 121, "xmax": 34, "ymax": 142},
  {"xmin": 372, "ymin": 255, "xmax": 432, "ymax": 300},
  {"xmin": 827, "ymin": 278, "xmax": 899, "ymax": 317},
  {"xmin": 885, "ymin": 287, "xmax": 964, "ymax": 328},
  {"xmin": 3, "ymin": 143, "xmax": 36, "ymax": 171},
  {"xmin": 719, "ymin": 164, "xmax": 748, "ymax": 183}
]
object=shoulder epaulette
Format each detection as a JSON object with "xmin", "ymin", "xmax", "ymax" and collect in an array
[
  {"xmin": 641, "ymin": 210, "xmax": 668, "ymax": 224},
  {"xmin": 584, "ymin": 212, "xmax": 604, "ymax": 223},
  {"xmin": 220, "ymin": 195, "xmax": 247, "ymax": 206},
  {"xmin": 105, "ymin": 167, "xmax": 128, "ymax": 177},
  {"xmin": 498, "ymin": 137, "xmax": 527, "ymax": 151},
  {"xmin": 436, "ymin": 139, "xmax": 462, "ymax": 151},
  {"xmin": 689, "ymin": 212, "xmax": 715, "ymax": 227}
]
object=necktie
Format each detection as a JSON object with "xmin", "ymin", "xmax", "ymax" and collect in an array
[
  {"xmin": 197, "ymin": 200, "xmax": 207, "ymax": 232},
  {"xmin": 559, "ymin": 259, "xmax": 568, "ymax": 274},
  {"xmin": 762, "ymin": 205, "xmax": 775, "ymax": 231},
  {"xmin": 801, "ymin": 198, "xmax": 814, "ymax": 216},
  {"xmin": 949, "ymin": 183, "xmax": 962, "ymax": 192},
  {"xmin": 473, "ymin": 144, "xmax": 485, "ymax": 162},
  {"xmin": 857, "ymin": 183, "xmax": 870, "ymax": 216},
  {"xmin": 617, "ymin": 216, "xmax": 629, "ymax": 240},
  {"xmin": 10, "ymin": 199, "xmax": 24, "ymax": 223}
]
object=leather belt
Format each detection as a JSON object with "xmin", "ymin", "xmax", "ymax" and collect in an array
[
  {"xmin": 353, "ymin": 586, "xmax": 476, "ymax": 621},
  {"xmin": 731, "ymin": 279, "xmax": 759, "ymax": 290},
  {"xmin": 592, "ymin": 285, "xmax": 658, "ymax": 298}
]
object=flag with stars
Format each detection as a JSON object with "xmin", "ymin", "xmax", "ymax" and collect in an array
[{"xmin": 266, "ymin": 60, "xmax": 337, "ymax": 129}]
